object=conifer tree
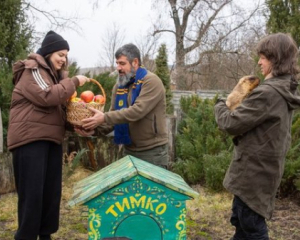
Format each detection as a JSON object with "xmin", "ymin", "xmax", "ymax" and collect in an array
[
  {"xmin": 266, "ymin": 0, "xmax": 300, "ymax": 46},
  {"xmin": 155, "ymin": 44, "xmax": 174, "ymax": 115},
  {"xmin": 68, "ymin": 61, "xmax": 80, "ymax": 77},
  {"xmin": 0, "ymin": 0, "xmax": 32, "ymax": 150}
]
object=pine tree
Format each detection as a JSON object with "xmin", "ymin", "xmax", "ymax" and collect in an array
[
  {"xmin": 68, "ymin": 61, "xmax": 80, "ymax": 77},
  {"xmin": 266, "ymin": 0, "xmax": 300, "ymax": 46},
  {"xmin": 173, "ymin": 95, "xmax": 233, "ymax": 186},
  {"xmin": 155, "ymin": 44, "xmax": 174, "ymax": 115},
  {"xmin": 0, "ymin": 0, "xmax": 33, "ymax": 151}
]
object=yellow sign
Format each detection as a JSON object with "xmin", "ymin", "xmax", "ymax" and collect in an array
[{"xmin": 105, "ymin": 195, "xmax": 167, "ymax": 217}]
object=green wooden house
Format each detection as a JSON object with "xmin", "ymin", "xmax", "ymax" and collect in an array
[{"xmin": 68, "ymin": 155, "xmax": 199, "ymax": 240}]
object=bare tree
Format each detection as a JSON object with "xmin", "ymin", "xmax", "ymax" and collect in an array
[
  {"xmin": 23, "ymin": 0, "xmax": 82, "ymax": 44},
  {"xmin": 93, "ymin": 0, "xmax": 265, "ymax": 89},
  {"xmin": 99, "ymin": 23, "xmax": 125, "ymax": 71},
  {"xmin": 182, "ymin": 26, "xmax": 265, "ymax": 91},
  {"xmin": 152, "ymin": 0, "xmax": 262, "ymax": 89},
  {"xmin": 135, "ymin": 32, "xmax": 161, "ymax": 72}
]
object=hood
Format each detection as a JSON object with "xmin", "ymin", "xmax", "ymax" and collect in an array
[
  {"xmin": 263, "ymin": 75, "xmax": 300, "ymax": 110},
  {"xmin": 12, "ymin": 53, "xmax": 50, "ymax": 85}
]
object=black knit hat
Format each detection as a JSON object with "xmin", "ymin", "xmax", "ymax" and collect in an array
[{"xmin": 37, "ymin": 31, "xmax": 70, "ymax": 57}]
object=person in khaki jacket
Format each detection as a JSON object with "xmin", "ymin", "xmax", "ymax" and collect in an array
[
  {"xmin": 7, "ymin": 31, "xmax": 89, "ymax": 240},
  {"xmin": 76, "ymin": 43, "xmax": 169, "ymax": 168},
  {"xmin": 215, "ymin": 33, "xmax": 300, "ymax": 239}
]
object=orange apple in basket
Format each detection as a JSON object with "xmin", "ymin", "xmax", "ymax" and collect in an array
[
  {"xmin": 80, "ymin": 90, "xmax": 94, "ymax": 103},
  {"xmin": 94, "ymin": 94, "xmax": 105, "ymax": 104},
  {"xmin": 71, "ymin": 91, "xmax": 77, "ymax": 98},
  {"xmin": 68, "ymin": 91, "xmax": 77, "ymax": 101}
]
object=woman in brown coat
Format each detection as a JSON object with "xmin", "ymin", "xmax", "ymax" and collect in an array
[
  {"xmin": 215, "ymin": 33, "xmax": 300, "ymax": 239},
  {"xmin": 7, "ymin": 31, "xmax": 89, "ymax": 240}
]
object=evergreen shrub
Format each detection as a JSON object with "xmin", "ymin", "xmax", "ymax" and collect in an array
[
  {"xmin": 203, "ymin": 150, "xmax": 232, "ymax": 191},
  {"xmin": 173, "ymin": 95, "xmax": 233, "ymax": 190}
]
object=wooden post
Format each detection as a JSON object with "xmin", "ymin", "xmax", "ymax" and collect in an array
[{"xmin": 166, "ymin": 115, "xmax": 176, "ymax": 163}]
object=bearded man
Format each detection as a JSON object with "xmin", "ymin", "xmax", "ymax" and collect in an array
[{"xmin": 76, "ymin": 43, "xmax": 169, "ymax": 168}]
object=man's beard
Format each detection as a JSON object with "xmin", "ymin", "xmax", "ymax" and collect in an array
[{"xmin": 118, "ymin": 67, "xmax": 136, "ymax": 87}]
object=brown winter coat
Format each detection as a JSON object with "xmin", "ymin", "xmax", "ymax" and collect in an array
[
  {"xmin": 214, "ymin": 75, "xmax": 300, "ymax": 219},
  {"xmin": 100, "ymin": 71, "xmax": 168, "ymax": 151},
  {"xmin": 7, "ymin": 53, "xmax": 79, "ymax": 150}
]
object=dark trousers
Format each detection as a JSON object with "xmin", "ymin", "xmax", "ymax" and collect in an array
[
  {"xmin": 12, "ymin": 141, "xmax": 63, "ymax": 240},
  {"xmin": 230, "ymin": 196, "xmax": 269, "ymax": 240}
]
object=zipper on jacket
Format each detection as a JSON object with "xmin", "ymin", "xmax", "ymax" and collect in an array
[{"xmin": 154, "ymin": 115, "xmax": 157, "ymax": 134}]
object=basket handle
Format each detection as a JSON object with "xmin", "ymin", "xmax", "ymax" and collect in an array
[{"xmin": 88, "ymin": 78, "xmax": 106, "ymax": 100}]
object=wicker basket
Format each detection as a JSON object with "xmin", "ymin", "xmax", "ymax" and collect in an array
[{"xmin": 66, "ymin": 78, "xmax": 106, "ymax": 126}]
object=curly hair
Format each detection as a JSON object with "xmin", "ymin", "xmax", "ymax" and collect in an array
[{"xmin": 256, "ymin": 33, "xmax": 299, "ymax": 77}]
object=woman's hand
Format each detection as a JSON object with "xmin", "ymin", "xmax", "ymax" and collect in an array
[
  {"xmin": 74, "ymin": 126, "xmax": 95, "ymax": 137},
  {"xmin": 75, "ymin": 75, "xmax": 90, "ymax": 86}
]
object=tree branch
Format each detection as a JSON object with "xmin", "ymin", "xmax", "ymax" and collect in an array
[
  {"xmin": 23, "ymin": 1, "xmax": 82, "ymax": 33},
  {"xmin": 184, "ymin": 0, "xmax": 232, "ymax": 54}
]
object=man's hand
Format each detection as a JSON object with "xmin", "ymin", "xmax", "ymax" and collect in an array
[{"xmin": 81, "ymin": 107, "xmax": 105, "ymax": 130}]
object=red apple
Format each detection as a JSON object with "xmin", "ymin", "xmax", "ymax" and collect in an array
[
  {"xmin": 80, "ymin": 90, "xmax": 94, "ymax": 103},
  {"xmin": 94, "ymin": 94, "xmax": 106, "ymax": 104}
]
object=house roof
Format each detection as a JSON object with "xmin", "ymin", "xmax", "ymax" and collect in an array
[{"xmin": 68, "ymin": 155, "xmax": 199, "ymax": 207}]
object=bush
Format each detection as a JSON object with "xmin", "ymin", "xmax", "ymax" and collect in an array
[
  {"xmin": 173, "ymin": 95, "xmax": 233, "ymax": 189},
  {"xmin": 203, "ymin": 151, "xmax": 232, "ymax": 191}
]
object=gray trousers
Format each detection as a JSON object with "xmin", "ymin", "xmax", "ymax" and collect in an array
[{"xmin": 124, "ymin": 144, "xmax": 169, "ymax": 168}]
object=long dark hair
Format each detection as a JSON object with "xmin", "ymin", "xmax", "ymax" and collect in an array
[
  {"xmin": 256, "ymin": 33, "xmax": 299, "ymax": 77},
  {"xmin": 44, "ymin": 53, "xmax": 68, "ymax": 82}
]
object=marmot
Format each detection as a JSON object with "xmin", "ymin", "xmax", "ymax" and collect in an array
[{"xmin": 226, "ymin": 75, "xmax": 260, "ymax": 111}]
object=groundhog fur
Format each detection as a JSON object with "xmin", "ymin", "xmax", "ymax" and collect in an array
[{"xmin": 226, "ymin": 75, "xmax": 260, "ymax": 111}]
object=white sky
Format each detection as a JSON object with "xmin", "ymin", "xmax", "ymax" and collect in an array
[
  {"xmin": 30, "ymin": 0, "xmax": 263, "ymax": 69},
  {"xmin": 31, "ymin": 0, "xmax": 159, "ymax": 68}
]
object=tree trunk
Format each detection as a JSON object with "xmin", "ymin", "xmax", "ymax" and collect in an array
[
  {"xmin": 175, "ymin": 38, "xmax": 188, "ymax": 90},
  {"xmin": 0, "ymin": 152, "xmax": 15, "ymax": 194},
  {"xmin": 0, "ymin": 108, "xmax": 3, "ymax": 153}
]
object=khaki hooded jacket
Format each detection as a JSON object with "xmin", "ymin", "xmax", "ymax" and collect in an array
[
  {"xmin": 214, "ymin": 74, "xmax": 300, "ymax": 219},
  {"xmin": 7, "ymin": 53, "xmax": 79, "ymax": 150}
]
